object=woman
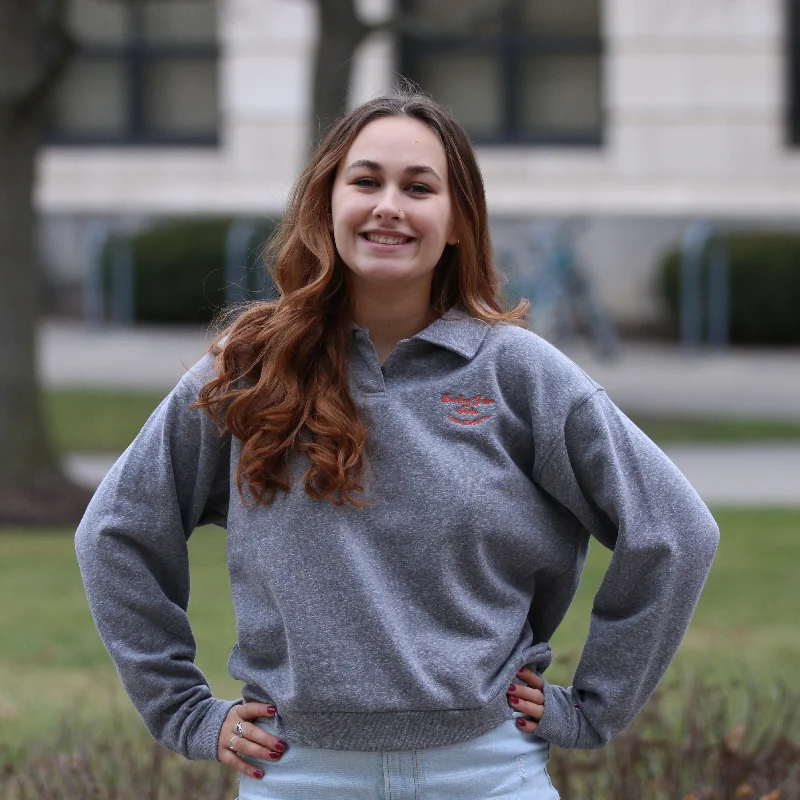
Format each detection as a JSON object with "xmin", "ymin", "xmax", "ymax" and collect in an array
[{"xmin": 76, "ymin": 93, "xmax": 719, "ymax": 799}]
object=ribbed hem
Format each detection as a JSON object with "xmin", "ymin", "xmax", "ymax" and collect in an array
[
  {"xmin": 244, "ymin": 693, "xmax": 515, "ymax": 752},
  {"xmin": 239, "ymin": 643, "xmax": 557, "ymax": 752}
]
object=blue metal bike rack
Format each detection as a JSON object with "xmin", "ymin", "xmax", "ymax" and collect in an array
[
  {"xmin": 83, "ymin": 219, "xmax": 111, "ymax": 330},
  {"xmin": 109, "ymin": 236, "xmax": 135, "ymax": 327},
  {"xmin": 680, "ymin": 221, "xmax": 730, "ymax": 352},
  {"xmin": 225, "ymin": 220, "xmax": 261, "ymax": 305},
  {"xmin": 504, "ymin": 219, "xmax": 620, "ymax": 359},
  {"xmin": 83, "ymin": 220, "xmax": 136, "ymax": 328}
]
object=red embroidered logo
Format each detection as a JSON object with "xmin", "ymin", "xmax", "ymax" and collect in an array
[{"xmin": 441, "ymin": 393, "xmax": 496, "ymax": 426}]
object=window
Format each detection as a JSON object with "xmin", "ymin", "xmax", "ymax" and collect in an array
[
  {"xmin": 789, "ymin": 0, "xmax": 800, "ymax": 145},
  {"xmin": 399, "ymin": 0, "xmax": 603, "ymax": 146},
  {"xmin": 49, "ymin": 0, "xmax": 219, "ymax": 145}
]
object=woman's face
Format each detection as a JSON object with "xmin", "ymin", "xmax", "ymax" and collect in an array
[{"xmin": 330, "ymin": 115, "xmax": 459, "ymax": 297}]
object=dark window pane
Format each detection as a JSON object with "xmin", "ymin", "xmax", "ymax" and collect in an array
[
  {"xmin": 67, "ymin": 0, "xmax": 127, "ymax": 44},
  {"xmin": 52, "ymin": 57, "xmax": 128, "ymax": 135},
  {"xmin": 790, "ymin": 0, "xmax": 800, "ymax": 144},
  {"xmin": 520, "ymin": 54, "xmax": 601, "ymax": 134},
  {"xmin": 520, "ymin": 0, "xmax": 600, "ymax": 36},
  {"xmin": 414, "ymin": 55, "xmax": 502, "ymax": 138},
  {"xmin": 143, "ymin": 59, "xmax": 218, "ymax": 135},
  {"xmin": 142, "ymin": 0, "xmax": 218, "ymax": 43},
  {"xmin": 409, "ymin": 0, "xmax": 503, "ymax": 37}
]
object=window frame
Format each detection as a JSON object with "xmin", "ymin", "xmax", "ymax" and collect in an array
[
  {"xmin": 787, "ymin": 0, "xmax": 800, "ymax": 146},
  {"xmin": 398, "ymin": 0, "xmax": 604, "ymax": 147},
  {"xmin": 48, "ymin": 1, "xmax": 220, "ymax": 147}
]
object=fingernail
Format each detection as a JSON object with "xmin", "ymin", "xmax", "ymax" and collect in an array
[
  {"xmin": 266, "ymin": 705, "xmax": 278, "ymax": 715},
  {"xmin": 516, "ymin": 718, "xmax": 527, "ymax": 728},
  {"xmin": 508, "ymin": 684, "xmax": 517, "ymax": 692},
  {"xmin": 517, "ymin": 669, "xmax": 525, "ymax": 675},
  {"xmin": 273, "ymin": 740, "xmax": 287, "ymax": 752},
  {"xmin": 510, "ymin": 696, "xmax": 520, "ymax": 705},
  {"xmin": 269, "ymin": 751, "xmax": 282, "ymax": 760},
  {"xmin": 254, "ymin": 770, "xmax": 264, "ymax": 779}
]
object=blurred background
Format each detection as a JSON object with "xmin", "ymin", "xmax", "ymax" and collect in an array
[
  {"xmin": 6, "ymin": 0, "xmax": 797, "ymax": 515},
  {"xmin": 1, "ymin": 1, "xmax": 799, "ymax": 797}
]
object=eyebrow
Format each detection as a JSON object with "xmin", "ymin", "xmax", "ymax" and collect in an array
[{"xmin": 344, "ymin": 159, "xmax": 443, "ymax": 181}]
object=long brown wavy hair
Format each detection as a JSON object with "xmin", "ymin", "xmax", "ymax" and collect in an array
[{"xmin": 194, "ymin": 92, "xmax": 527, "ymax": 507}]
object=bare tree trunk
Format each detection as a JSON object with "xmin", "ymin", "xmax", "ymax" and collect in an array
[
  {"xmin": 309, "ymin": 0, "xmax": 369, "ymax": 147},
  {"xmin": 0, "ymin": 107, "xmax": 54, "ymax": 481},
  {"xmin": 0, "ymin": 0, "xmax": 90, "ymax": 524},
  {"xmin": 307, "ymin": 0, "xmax": 512, "ymax": 150}
]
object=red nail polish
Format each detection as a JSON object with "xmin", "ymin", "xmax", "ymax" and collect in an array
[
  {"xmin": 266, "ymin": 705, "xmax": 278, "ymax": 715},
  {"xmin": 269, "ymin": 751, "xmax": 281, "ymax": 760},
  {"xmin": 508, "ymin": 684, "xmax": 516, "ymax": 692},
  {"xmin": 253, "ymin": 770, "xmax": 264, "ymax": 779},
  {"xmin": 273, "ymin": 740, "xmax": 287, "ymax": 752},
  {"xmin": 510, "ymin": 696, "xmax": 520, "ymax": 705},
  {"xmin": 516, "ymin": 718, "xmax": 527, "ymax": 728}
]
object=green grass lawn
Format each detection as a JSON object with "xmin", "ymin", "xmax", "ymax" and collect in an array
[
  {"xmin": 45, "ymin": 388, "xmax": 800, "ymax": 453},
  {"xmin": 46, "ymin": 389, "xmax": 165, "ymax": 453},
  {"xmin": 1, "ymin": 508, "xmax": 798, "ymax": 751},
  {"xmin": 627, "ymin": 415, "xmax": 800, "ymax": 445},
  {"xmin": 547, "ymin": 508, "xmax": 800, "ymax": 687}
]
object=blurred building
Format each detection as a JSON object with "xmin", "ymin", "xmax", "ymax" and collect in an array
[{"xmin": 38, "ymin": 0, "xmax": 800, "ymax": 332}]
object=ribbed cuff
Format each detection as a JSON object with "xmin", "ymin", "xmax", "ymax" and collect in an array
[
  {"xmin": 188, "ymin": 698, "xmax": 244, "ymax": 761},
  {"xmin": 533, "ymin": 680, "xmax": 605, "ymax": 750},
  {"xmin": 533, "ymin": 680, "xmax": 579, "ymax": 748}
]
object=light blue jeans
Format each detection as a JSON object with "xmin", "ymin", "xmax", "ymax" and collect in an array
[{"xmin": 237, "ymin": 714, "xmax": 559, "ymax": 800}]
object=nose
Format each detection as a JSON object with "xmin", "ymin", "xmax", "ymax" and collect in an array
[{"xmin": 372, "ymin": 186, "xmax": 403, "ymax": 220}]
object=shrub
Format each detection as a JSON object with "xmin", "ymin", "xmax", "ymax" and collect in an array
[
  {"xmin": 549, "ymin": 678, "xmax": 800, "ymax": 799},
  {"xmin": 2, "ymin": 680, "xmax": 798, "ymax": 799},
  {"xmin": 1, "ymin": 723, "xmax": 237, "ymax": 800},
  {"xmin": 660, "ymin": 233, "xmax": 800, "ymax": 345},
  {"xmin": 102, "ymin": 217, "xmax": 280, "ymax": 325}
]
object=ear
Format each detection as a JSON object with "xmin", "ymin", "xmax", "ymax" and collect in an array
[{"xmin": 446, "ymin": 221, "xmax": 460, "ymax": 247}]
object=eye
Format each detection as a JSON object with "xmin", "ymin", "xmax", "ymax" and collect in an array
[
  {"xmin": 352, "ymin": 177, "xmax": 378, "ymax": 188},
  {"xmin": 408, "ymin": 183, "xmax": 432, "ymax": 194}
]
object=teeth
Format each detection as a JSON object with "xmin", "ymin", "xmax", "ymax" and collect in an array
[{"xmin": 364, "ymin": 233, "xmax": 411, "ymax": 245}]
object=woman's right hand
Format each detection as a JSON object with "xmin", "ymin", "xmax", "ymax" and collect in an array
[{"xmin": 217, "ymin": 702, "xmax": 287, "ymax": 780}]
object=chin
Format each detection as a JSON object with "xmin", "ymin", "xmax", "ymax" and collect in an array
[{"xmin": 357, "ymin": 266, "xmax": 429, "ymax": 285}]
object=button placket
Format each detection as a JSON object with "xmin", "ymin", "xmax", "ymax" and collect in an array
[{"xmin": 352, "ymin": 331, "xmax": 386, "ymax": 395}]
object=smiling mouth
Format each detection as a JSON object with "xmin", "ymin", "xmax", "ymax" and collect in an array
[{"xmin": 361, "ymin": 232, "xmax": 415, "ymax": 245}]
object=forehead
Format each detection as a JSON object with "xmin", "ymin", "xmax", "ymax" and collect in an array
[{"xmin": 342, "ymin": 116, "xmax": 448, "ymax": 174}]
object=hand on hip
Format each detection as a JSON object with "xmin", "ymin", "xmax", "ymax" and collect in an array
[{"xmin": 217, "ymin": 702, "xmax": 286, "ymax": 781}]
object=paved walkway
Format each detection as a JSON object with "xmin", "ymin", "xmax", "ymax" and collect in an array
[
  {"xmin": 41, "ymin": 321, "xmax": 800, "ymax": 506},
  {"xmin": 562, "ymin": 341, "xmax": 800, "ymax": 420},
  {"xmin": 40, "ymin": 321, "xmax": 800, "ymax": 418},
  {"xmin": 63, "ymin": 444, "xmax": 800, "ymax": 507}
]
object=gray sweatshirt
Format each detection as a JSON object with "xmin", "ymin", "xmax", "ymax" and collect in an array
[{"xmin": 75, "ymin": 308, "xmax": 719, "ymax": 761}]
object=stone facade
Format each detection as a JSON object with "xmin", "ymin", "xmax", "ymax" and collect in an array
[{"xmin": 37, "ymin": 0, "xmax": 800, "ymax": 327}]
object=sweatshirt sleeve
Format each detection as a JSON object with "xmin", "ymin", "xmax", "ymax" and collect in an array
[
  {"xmin": 531, "ymin": 389, "xmax": 719, "ymax": 750},
  {"xmin": 75, "ymin": 357, "xmax": 237, "ymax": 761}
]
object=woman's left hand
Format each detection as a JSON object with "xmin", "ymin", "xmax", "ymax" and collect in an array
[{"xmin": 508, "ymin": 667, "xmax": 545, "ymax": 732}]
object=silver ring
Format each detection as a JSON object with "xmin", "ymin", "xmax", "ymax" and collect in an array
[
  {"xmin": 235, "ymin": 720, "xmax": 245, "ymax": 737},
  {"xmin": 228, "ymin": 733, "xmax": 238, "ymax": 753}
]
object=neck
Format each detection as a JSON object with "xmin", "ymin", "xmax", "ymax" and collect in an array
[{"xmin": 350, "ymin": 281, "xmax": 435, "ymax": 364}]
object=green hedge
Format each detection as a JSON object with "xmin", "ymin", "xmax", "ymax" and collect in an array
[
  {"xmin": 660, "ymin": 232, "xmax": 800, "ymax": 344},
  {"xmin": 102, "ymin": 217, "xmax": 280, "ymax": 324}
]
